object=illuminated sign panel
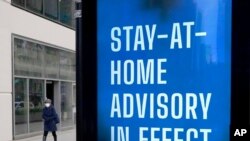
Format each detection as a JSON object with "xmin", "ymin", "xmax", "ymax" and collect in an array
[{"xmin": 98, "ymin": 0, "xmax": 231, "ymax": 140}]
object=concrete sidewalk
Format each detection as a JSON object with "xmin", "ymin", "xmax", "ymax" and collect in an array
[{"xmin": 14, "ymin": 129, "xmax": 76, "ymax": 141}]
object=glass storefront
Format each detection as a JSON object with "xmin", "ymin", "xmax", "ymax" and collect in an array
[
  {"xmin": 14, "ymin": 38, "xmax": 44, "ymax": 77},
  {"xmin": 44, "ymin": 47, "xmax": 60, "ymax": 79},
  {"xmin": 13, "ymin": 36, "xmax": 76, "ymax": 137},
  {"xmin": 14, "ymin": 38, "xmax": 75, "ymax": 80},
  {"xmin": 29, "ymin": 79, "xmax": 44, "ymax": 133},
  {"xmin": 14, "ymin": 78, "xmax": 28, "ymax": 135},
  {"xmin": 61, "ymin": 82, "xmax": 73, "ymax": 127},
  {"xmin": 59, "ymin": 50, "xmax": 75, "ymax": 80}
]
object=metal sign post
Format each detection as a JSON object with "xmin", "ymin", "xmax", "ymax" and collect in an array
[
  {"xmin": 75, "ymin": 1, "xmax": 83, "ymax": 140},
  {"xmin": 75, "ymin": 0, "xmax": 97, "ymax": 141}
]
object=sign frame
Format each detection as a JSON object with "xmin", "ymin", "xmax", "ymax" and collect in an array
[{"xmin": 76, "ymin": 1, "xmax": 250, "ymax": 141}]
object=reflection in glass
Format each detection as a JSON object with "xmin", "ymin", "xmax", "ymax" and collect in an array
[
  {"xmin": 59, "ymin": 0, "xmax": 75, "ymax": 27},
  {"xmin": 44, "ymin": 0, "xmax": 58, "ymax": 20},
  {"xmin": 12, "ymin": 0, "xmax": 25, "ymax": 7},
  {"xmin": 14, "ymin": 38, "xmax": 25, "ymax": 76},
  {"xmin": 14, "ymin": 38, "xmax": 76, "ymax": 81},
  {"xmin": 26, "ymin": 0, "xmax": 43, "ymax": 14},
  {"xmin": 44, "ymin": 47, "xmax": 59, "ymax": 79},
  {"xmin": 61, "ymin": 82, "xmax": 73, "ymax": 127},
  {"xmin": 13, "ymin": 37, "xmax": 76, "ymax": 136},
  {"xmin": 11, "ymin": 0, "xmax": 75, "ymax": 28},
  {"xmin": 26, "ymin": 42, "xmax": 44, "ymax": 77},
  {"xmin": 15, "ymin": 78, "xmax": 28, "ymax": 135},
  {"xmin": 14, "ymin": 38, "xmax": 44, "ymax": 77},
  {"xmin": 59, "ymin": 51, "xmax": 75, "ymax": 80},
  {"xmin": 29, "ymin": 79, "xmax": 44, "ymax": 132}
]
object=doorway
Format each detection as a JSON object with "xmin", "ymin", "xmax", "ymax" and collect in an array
[
  {"xmin": 46, "ymin": 81, "xmax": 54, "ymax": 105},
  {"xmin": 46, "ymin": 81, "xmax": 60, "ymax": 112}
]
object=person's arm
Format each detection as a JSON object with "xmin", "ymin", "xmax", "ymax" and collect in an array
[
  {"xmin": 42, "ymin": 109, "xmax": 55, "ymax": 121},
  {"xmin": 52, "ymin": 107, "xmax": 58, "ymax": 120}
]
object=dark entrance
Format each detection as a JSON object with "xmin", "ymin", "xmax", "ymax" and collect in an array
[{"xmin": 46, "ymin": 81, "xmax": 54, "ymax": 105}]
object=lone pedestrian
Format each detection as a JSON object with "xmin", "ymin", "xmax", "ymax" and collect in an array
[{"xmin": 42, "ymin": 99, "xmax": 59, "ymax": 141}]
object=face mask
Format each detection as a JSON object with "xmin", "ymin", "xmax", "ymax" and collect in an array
[{"xmin": 45, "ymin": 103, "xmax": 50, "ymax": 107}]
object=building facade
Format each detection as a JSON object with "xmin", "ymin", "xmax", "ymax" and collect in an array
[{"xmin": 0, "ymin": 0, "xmax": 76, "ymax": 140}]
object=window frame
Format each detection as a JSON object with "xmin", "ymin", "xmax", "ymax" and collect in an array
[{"xmin": 11, "ymin": 0, "xmax": 75, "ymax": 30}]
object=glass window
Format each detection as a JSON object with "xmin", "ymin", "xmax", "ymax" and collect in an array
[
  {"xmin": 14, "ymin": 38, "xmax": 26, "ymax": 76},
  {"xmin": 26, "ymin": 42, "xmax": 44, "ymax": 77},
  {"xmin": 14, "ymin": 38, "xmax": 45, "ymax": 77},
  {"xmin": 12, "ymin": 0, "xmax": 75, "ymax": 29},
  {"xmin": 29, "ymin": 79, "xmax": 44, "ymax": 133},
  {"xmin": 61, "ymin": 82, "xmax": 73, "ymax": 127},
  {"xmin": 12, "ymin": 0, "xmax": 25, "ymax": 7},
  {"xmin": 59, "ymin": 0, "xmax": 75, "ymax": 27},
  {"xmin": 15, "ymin": 78, "xmax": 28, "ymax": 135},
  {"xmin": 44, "ymin": 0, "xmax": 58, "ymax": 20},
  {"xmin": 14, "ymin": 37, "xmax": 75, "ymax": 80},
  {"xmin": 26, "ymin": 0, "xmax": 43, "ymax": 14},
  {"xmin": 59, "ymin": 51, "xmax": 76, "ymax": 80},
  {"xmin": 44, "ymin": 47, "xmax": 59, "ymax": 79}
]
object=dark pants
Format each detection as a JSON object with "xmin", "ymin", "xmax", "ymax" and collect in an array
[{"xmin": 43, "ymin": 131, "xmax": 57, "ymax": 141}]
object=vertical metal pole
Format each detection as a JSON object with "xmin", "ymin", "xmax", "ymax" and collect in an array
[
  {"xmin": 27, "ymin": 79, "xmax": 30, "ymax": 133},
  {"xmin": 75, "ymin": 0, "xmax": 84, "ymax": 141},
  {"xmin": 75, "ymin": 0, "xmax": 97, "ymax": 140},
  {"xmin": 75, "ymin": 1, "xmax": 83, "ymax": 140}
]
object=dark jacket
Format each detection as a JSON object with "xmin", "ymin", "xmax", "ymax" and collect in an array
[{"xmin": 42, "ymin": 105, "xmax": 58, "ymax": 131}]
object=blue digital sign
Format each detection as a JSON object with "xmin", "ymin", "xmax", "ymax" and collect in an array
[{"xmin": 98, "ymin": 0, "xmax": 231, "ymax": 140}]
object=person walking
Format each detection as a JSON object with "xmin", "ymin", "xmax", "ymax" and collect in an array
[{"xmin": 42, "ymin": 99, "xmax": 59, "ymax": 141}]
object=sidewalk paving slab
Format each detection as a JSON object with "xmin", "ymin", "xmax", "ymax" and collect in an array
[{"xmin": 13, "ymin": 129, "xmax": 76, "ymax": 141}]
